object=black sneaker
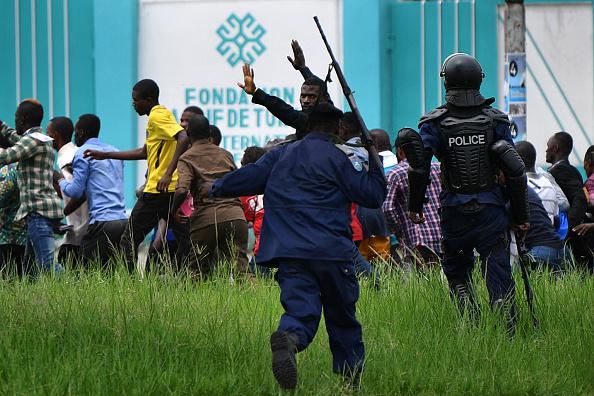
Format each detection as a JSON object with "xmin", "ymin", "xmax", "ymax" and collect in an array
[{"xmin": 270, "ymin": 330, "xmax": 298, "ymax": 389}]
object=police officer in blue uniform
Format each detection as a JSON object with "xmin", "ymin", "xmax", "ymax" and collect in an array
[
  {"xmin": 202, "ymin": 102, "xmax": 386, "ymax": 389},
  {"xmin": 402, "ymin": 53, "xmax": 529, "ymax": 330}
]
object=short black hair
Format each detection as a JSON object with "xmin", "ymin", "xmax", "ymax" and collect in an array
[
  {"xmin": 76, "ymin": 114, "xmax": 101, "ymax": 138},
  {"xmin": 370, "ymin": 128, "xmax": 392, "ymax": 152},
  {"xmin": 50, "ymin": 116, "xmax": 74, "ymax": 142},
  {"xmin": 307, "ymin": 103, "xmax": 342, "ymax": 135},
  {"xmin": 187, "ymin": 115, "xmax": 210, "ymax": 140},
  {"xmin": 303, "ymin": 76, "xmax": 326, "ymax": 88},
  {"xmin": 242, "ymin": 146, "xmax": 267, "ymax": 165},
  {"xmin": 515, "ymin": 141, "xmax": 536, "ymax": 168},
  {"xmin": 209, "ymin": 125, "xmax": 222, "ymax": 146},
  {"xmin": 553, "ymin": 131, "xmax": 573, "ymax": 155},
  {"xmin": 133, "ymin": 79, "xmax": 160, "ymax": 101},
  {"xmin": 18, "ymin": 99, "xmax": 44, "ymax": 126},
  {"xmin": 183, "ymin": 106, "xmax": 204, "ymax": 115},
  {"xmin": 340, "ymin": 112, "xmax": 361, "ymax": 138},
  {"xmin": 585, "ymin": 145, "xmax": 594, "ymax": 164}
]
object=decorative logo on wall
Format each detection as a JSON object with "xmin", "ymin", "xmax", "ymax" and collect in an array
[{"xmin": 216, "ymin": 13, "xmax": 266, "ymax": 67}]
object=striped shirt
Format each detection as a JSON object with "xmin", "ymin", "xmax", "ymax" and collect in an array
[
  {"xmin": 382, "ymin": 160, "xmax": 443, "ymax": 255},
  {"xmin": 0, "ymin": 124, "xmax": 63, "ymax": 220}
]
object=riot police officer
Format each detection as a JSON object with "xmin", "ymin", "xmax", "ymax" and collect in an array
[{"xmin": 401, "ymin": 53, "xmax": 529, "ymax": 330}]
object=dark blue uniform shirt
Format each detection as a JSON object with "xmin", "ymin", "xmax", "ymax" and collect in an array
[
  {"xmin": 211, "ymin": 132, "xmax": 386, "ymax": 265},
  {"xmin": 419, "ymin": 120, "xmax": 513, "ymax": 207}
]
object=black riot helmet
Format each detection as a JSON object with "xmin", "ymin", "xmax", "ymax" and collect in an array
[
  {"xmin": 440, "ymin": 53, "xmax": 487, "ymax": 106},
  {"xmin": 440, "ymin": 53, "xmax": 484, "ymax": 90}
]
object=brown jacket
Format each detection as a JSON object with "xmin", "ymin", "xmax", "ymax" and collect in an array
[{"xmin": 176, "ymin": 140, "xmax": 245, "ymax": 230}]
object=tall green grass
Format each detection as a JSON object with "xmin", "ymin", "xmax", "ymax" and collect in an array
[{"xmin": 0, "ymin": 263, "xmax": 593, "ymax": 395}]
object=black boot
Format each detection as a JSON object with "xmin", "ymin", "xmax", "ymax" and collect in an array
[
  {"xmin": 270, "ymin": 331, "xmax": 299, "ymax": 389},
  {"xmin": 449, "ymin": 280, "xmax": 481, "ymax": 321}
]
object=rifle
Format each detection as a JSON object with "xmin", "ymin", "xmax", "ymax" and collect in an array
[
  {"xmin": 313, "ymin": 16, "xmax": 386, "ymax": 184},
  {"xmin": 515, "ymin": 232, "xmax": 539, "ymax": 327}
]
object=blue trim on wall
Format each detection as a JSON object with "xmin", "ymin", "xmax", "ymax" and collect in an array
[
  {"xmin": 93, "ymin": 0, "xmax": 138, "ymax": 207},
  {"xmin": 0, "ymin": 0, "xmax": 17, "ymax": 122}
]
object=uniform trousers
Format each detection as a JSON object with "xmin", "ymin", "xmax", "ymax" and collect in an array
[
  {"xmin": 274, "ymin": 259, "xmax": 365, "ymax": 375},
  {"xmin": 441, "ymin": 203, "xmax": 515, "ymax": 305}
]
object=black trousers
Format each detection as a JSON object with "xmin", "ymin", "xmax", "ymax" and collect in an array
[
  {"xmin": 58, "ymin": 244, "xmax": 81, "ymax": 268},
  {"xmin": 567, "ymin": 229, "xmax": 594, "ymax": 272},
  {"xmin": 81, "ymin": 219, "xmax": 127, "ymax": 268},
  {"xmin": 120, "ymin": 193, "xmax": 190, "ymax": 273},
  {"xmin": 0, "ymin": 244, "xmax": 26, "ymax": 277}
]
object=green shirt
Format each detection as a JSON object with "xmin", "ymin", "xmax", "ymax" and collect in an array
[{"xmin": 0, "ymin": 124, "xmax": 63, "ymax": 220}]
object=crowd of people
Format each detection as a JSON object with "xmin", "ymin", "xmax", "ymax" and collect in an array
[{"xmin": 0, "ymin": 41, "xmax": 593, "ymax": 390}]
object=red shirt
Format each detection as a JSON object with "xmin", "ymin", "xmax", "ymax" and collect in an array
[
  {"xmin": 351, "ymin": 203, "xmax": 363, "ymax": 242},
  {"xmin": 240, "ymin": 195, "xmax": 264, "ymax": 255}
]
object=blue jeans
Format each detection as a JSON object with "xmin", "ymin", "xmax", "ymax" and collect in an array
[
  {"xmin": 24, "ymin": 213, "xmax": 63, "ymax": 275},
  {"xmin": 529, "ymin": 245, "xmax": 568, "ymax": 272}
]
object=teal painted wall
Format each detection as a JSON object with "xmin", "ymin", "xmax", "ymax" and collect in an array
[
  {"xmin": 93, "ymin": 0, "xmax": 138, "ymax": 207},
  {"xmin": 0, "ymin": 0, "xmax": 138, "ymax": 207},
  {"xmin": 1, "ymin": 0, "xmax": 592, "ymax": 207}
]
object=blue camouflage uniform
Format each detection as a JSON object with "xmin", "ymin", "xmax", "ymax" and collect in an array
[
  {"xmin": 419, "ymin": 120, "xmax": 515, "ymax": 305},
  {"xmin": 211, "ymin": 131, "xmax": 386, "ymax": 374}
]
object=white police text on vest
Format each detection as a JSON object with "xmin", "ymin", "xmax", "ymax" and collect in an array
[{"xmin": 448, "ymin": 134, "xmax": 486, "ymax": 147}]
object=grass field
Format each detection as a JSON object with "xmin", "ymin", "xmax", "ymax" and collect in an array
[{"xmin": 1, "ymin": 263, "xmax": 594, "ymax": 395}]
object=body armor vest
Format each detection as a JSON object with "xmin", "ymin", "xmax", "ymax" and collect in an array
[{"xmin": 437, "ymin": 112, "xmax": 497, "ymax": 194}]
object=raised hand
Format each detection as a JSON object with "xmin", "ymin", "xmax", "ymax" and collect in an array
[
  {"xmin": 287, "ymin": 40, "xmax": 306, "ymax": 70},
  {"xmin": 237, "ymin": 64, "xmax": 256, "ymax": 95}
]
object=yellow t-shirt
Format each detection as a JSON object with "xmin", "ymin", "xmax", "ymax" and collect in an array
[{"xmin": 144, "ymin": 105, "xmax": 184, "ymax": 193}]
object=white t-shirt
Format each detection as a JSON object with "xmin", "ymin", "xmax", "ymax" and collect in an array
[
  {"xmin": 58, "ymin": 142, "xmax": 89, "ymax": 246},
  {"xmin": 379, "ymin": 150, "xmax": 398, "ymax": 175},
  {"xmin": 528, "ymin": 175, "xmax": 557, "ymax": 223}
]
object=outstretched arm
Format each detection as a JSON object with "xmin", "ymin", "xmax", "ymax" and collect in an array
[
  {"xmin": 0, "ymin": 137, "xmax": 38, "ymax": 166},
  {"xmin": 204, "ymin": 147, "xmax": 281, "ymax": 199},
  {"xmin": 0, "ymin": 122, "xmax": 22, "ymax": 146},
  {"xmin": 84, "ymin": 145, "xmax": 147, "ymax": 161}
]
